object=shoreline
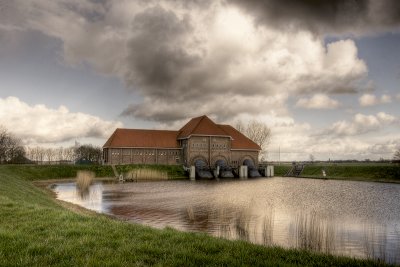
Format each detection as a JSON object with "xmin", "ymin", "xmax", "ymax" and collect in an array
[
  {"xmin": 0, "ymin": 164, "xmax": 392, "ymax": 266},
  {"xmin": 296, "ymin": 175, "xmax": 400, "ymax": 184}
]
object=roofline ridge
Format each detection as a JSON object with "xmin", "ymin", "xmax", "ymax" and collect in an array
[
  {"xmin": 117, "ymin": 128, "xmax": 179, "ymax": 132},
  {"xmin": 216, "ymin": 123, "xmax": 231, "ymax": 136},
  {"xmin": 103, "ymin": 128, "xmax": 118, "ymax": 148},
  {"xmin": 190, "ymin": 115, "xmax": 207, "ymax": 135}
]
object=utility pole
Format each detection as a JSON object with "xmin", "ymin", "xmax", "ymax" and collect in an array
[{"xmin": 279, "ymin": 145, "xmax": 281, "ymax": 165}]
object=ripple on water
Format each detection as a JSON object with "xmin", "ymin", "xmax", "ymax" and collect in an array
[{"xmin": 53, "ymin": 177, "xmax": 400, "ymax": 264}]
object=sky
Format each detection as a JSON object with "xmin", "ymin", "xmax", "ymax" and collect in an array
[{"xmin": 0, "ymin": 0, "xmax": 399, "ymax": 161}]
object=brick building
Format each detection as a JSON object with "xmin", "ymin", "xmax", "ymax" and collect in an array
[{"xmin": 103, "ymin": 115, "xmax": 261, "ymax": 168}]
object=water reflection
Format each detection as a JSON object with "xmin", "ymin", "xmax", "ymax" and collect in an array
[
  {"xmin": 290, "ymin": 211, "xmax": 335, "ymax": 253},
  {"xmin": 52, "ymin": 178, "xmax": 400, "ymax": 264}
]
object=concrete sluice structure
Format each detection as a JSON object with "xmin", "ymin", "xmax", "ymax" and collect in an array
[
  {"xmin": 193, "ymin": 158, "xmax": 263, "ymax": 180},
  {"xmin": 195, "ymin": 159, "xmax": 214, "ymax": 179},
  {"xmin": 243, "ymin": 159, "xmax": 262, "ymax": 178},
  {"xmin": 215, "ymin": 159, "xmax": 235, "ymax": 178}
]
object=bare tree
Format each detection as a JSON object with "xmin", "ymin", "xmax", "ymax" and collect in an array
[
  {"xmin": 0, "ymin": 126, "xmax": 26, "ymax": 163},
  {"xmin": 235, "ymin": 120, "xmax": 246, "ymax": 134},
  {"xmin": 394, "ymin": 148, "xmax": 400, "ymax": 163},
  {"xmin": 45, "ymin": 148, "xmax": 56, "ymax": 164},
  {"xmin": 235, "ymin": 120, "xmax": 272, "ymax": 150},
  {"xmin": 0, "ymin": 126, "xmax": 8, "ymax": 163},
  {"xmin": 63, "ymin": 147, "xmax": 76, "ymax": 162},
  {"xmin": 56, "ymin": 146, "xmax": 64, "ymax": 162},
  {"xmin": 309, "ymin": 154, "xmax": 315, "ymax": 163},
  {"xmin": 35, "ymin": 147, "xmax": 45, "ymax": 164}
]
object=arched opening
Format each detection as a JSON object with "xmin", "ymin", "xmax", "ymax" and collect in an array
[
  {"xmin": 243, "ymin": 158, "xmax": 261, "ymax": 178},
  {"xmin": 215, "ymin": 159, "xmax": 234, "ymax": 178},
  {"xmin": 194, "ymin": 158, "xmax": 213, "ymax": 179},
  {"xmin": 243, "ymin": 159, "xmax": 254, "ymax": 167}
]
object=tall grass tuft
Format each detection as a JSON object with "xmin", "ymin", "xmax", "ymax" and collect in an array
[
  {"xmin": 76, "ymin": 170, "xmax": 95, "ymax": 197},
  {"xmin": 125, "ymin": 169, "xmax": 168, "ymax": 181},
  {"xmin": 294, "ymin": 211, "xmax": 335, "ymax": 253},
  {"xmin": 262, "ymin": 209, "xmax": 274, "ymax": 246}
]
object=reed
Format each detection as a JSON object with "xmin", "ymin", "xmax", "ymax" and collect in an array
[
  {"xmin": 76, "ymin": 170, "xmax": 95, "ymax": 195},
  {"xmin": 261, "ymin": 210, "xmax": 274, "ymax": 246},
  {"xmin": 294, "ymin": 211, "xmax": 335, "ymax": 253},
  {"xmin": 125, "ymin": 168, "xmax": 168, "ymax": 181}
]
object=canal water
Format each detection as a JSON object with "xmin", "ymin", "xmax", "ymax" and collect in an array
[{"xmin": 52, "ymin": 177, "xmax": 400, "ymax": 264}]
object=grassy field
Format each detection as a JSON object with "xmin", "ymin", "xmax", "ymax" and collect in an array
[
  {"xmin": 0, "ymin": 165, "xmax": 391, "ymax": 266},
  {"xmin": 273, "ymin": 165, "xmax": 292, "ymax": 176},
  {"xmin": 302, "ymin": 163, "xmax": 400, "ymax": 183},
  {"xmin": 0, "ymin": 164, "xmax": 114, "ymax": 180},
  {"xmin": 1, "ymin": 164, "xmax": 187, "ymax": 181},
  {"xmin": 273, "ymin": 163, "xmax": 400, "ymax": 183}
]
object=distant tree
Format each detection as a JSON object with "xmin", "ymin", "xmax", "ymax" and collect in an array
[
  {"xmin": 235, "ymin": 120, "xmax": 271, "ymax": 151},
  {"xmin": 45, "ymin": 148, "xmax": 56, "ymax": 163},
  {"xmin": 56, "ymin": 146, "xmax": 64, "ymax": 162},
  {"xmin": 36, "ymin": 147, "xmax": 45, "ymax": 164},
  {"xmin": 0, "ymin": 126, "xmax": 26, "ymax": 164},
  {"xmin": 75, "ymin": 144, "xmax": 102, "ymax": 164},
  {"xmin": 394, "ymin": 148, "xmax": 400, "ymax": 164},
  {"xmin": 63, "ymin": 147, "xmax": 76, "ymax": 162},
  {"xmin": 309, "ymin": 154, "xmax": 315, "ymax": 163}
]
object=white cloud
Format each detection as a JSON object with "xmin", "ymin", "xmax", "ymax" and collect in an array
[
  {"xmin": 0, "ymin": 96, "xmax": 123, "ymax": 144},
  {"xmin": 248, "ymin": 112, "xmax": 399, "ymax": 162},
  {"xmin": 381, "ymin": 94, "xmax": 392, "ymax": 103},
  {"xmin": 295, "ymin": 94, "xmax": 340, "ymax": 109},
  {"xmin": 1, "ymin": 1, "xmax": 368, "ymax": 122},
  {"xmin": 325, "ymin": 112, "xmax": 397, "ymax": 136},
  {"xmin": 359, "ymin": 93, "xmax": 392, "ymax": 106}
]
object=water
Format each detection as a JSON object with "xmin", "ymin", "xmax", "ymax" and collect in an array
[{"xmin": 52, "ymin": 177, "xmax": 400, "ymax": 263}]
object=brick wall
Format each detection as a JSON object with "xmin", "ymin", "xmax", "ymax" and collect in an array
[{"xmin": 106, "ymin": 148, "xmax": 181, "ymax": 165}]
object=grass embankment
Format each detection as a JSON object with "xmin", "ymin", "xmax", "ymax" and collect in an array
[
  {"xmin": 2, "ymin": 164, "xmax": 188, "ymax": 182},
  {"xmin": 273, "ymin": 165, "xmax": 292, "ymax": 176},
  {"xmin": 0, "ymin": 165, "xmax": 389, "ymax": 266},
  {"xmin": 1, "ymin": 164, "xmax": 114, "ymax": 181},
  {"xmin": 273, "ymin": 163, "xmax": 400, "ymax": 183},
  {"xmin": 301, "ymin": 163, "xmax": 400, "ymax": 183}
]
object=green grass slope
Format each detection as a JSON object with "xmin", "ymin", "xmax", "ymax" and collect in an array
[
  {"xmin": 0, "ymin": 165, "xmax": 392, "ymax": 266},
  {"xmin": 302, "ymin": 164, "xmax": 400, "ymax": 182},
  {"xmin": 1, "ymin": 164, "xmax": 114, "ymax": 181}
]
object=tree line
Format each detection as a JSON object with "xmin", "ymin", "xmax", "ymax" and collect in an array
[
  {"xmin": 0, "ymin": 126, "xmax": 102, "ymax": 164},
  {"xmin": 25, "ymin": 145, "xmax": 102, "ymax": 164}
]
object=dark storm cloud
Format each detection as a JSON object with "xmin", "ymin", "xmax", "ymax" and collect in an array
[
  {"xmin": 124, "ymin": 6, "xmax": 199, "ymax": 99},
  {"xmin": 0, "ymin": 0, "xmax": 370, "ymax": 124},
  {"xmin": 229, "ymin": 0, "xmax": 400, "ymax": 35}
]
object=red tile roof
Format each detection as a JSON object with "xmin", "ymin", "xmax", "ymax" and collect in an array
[
  {"xmin": 103, "ymin": 129, "xmax": 180, "ymax": 148},
  {"xmin": 219, "ymin": 124, "xmax": 261, "ymax": 150},
  {"xmin": 178, "ymin": 115, "xmax": 230, "ymax": 139},
  {"xmin": 103, "ymin": 115, "xmax": 261, "ymax": 151}
]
